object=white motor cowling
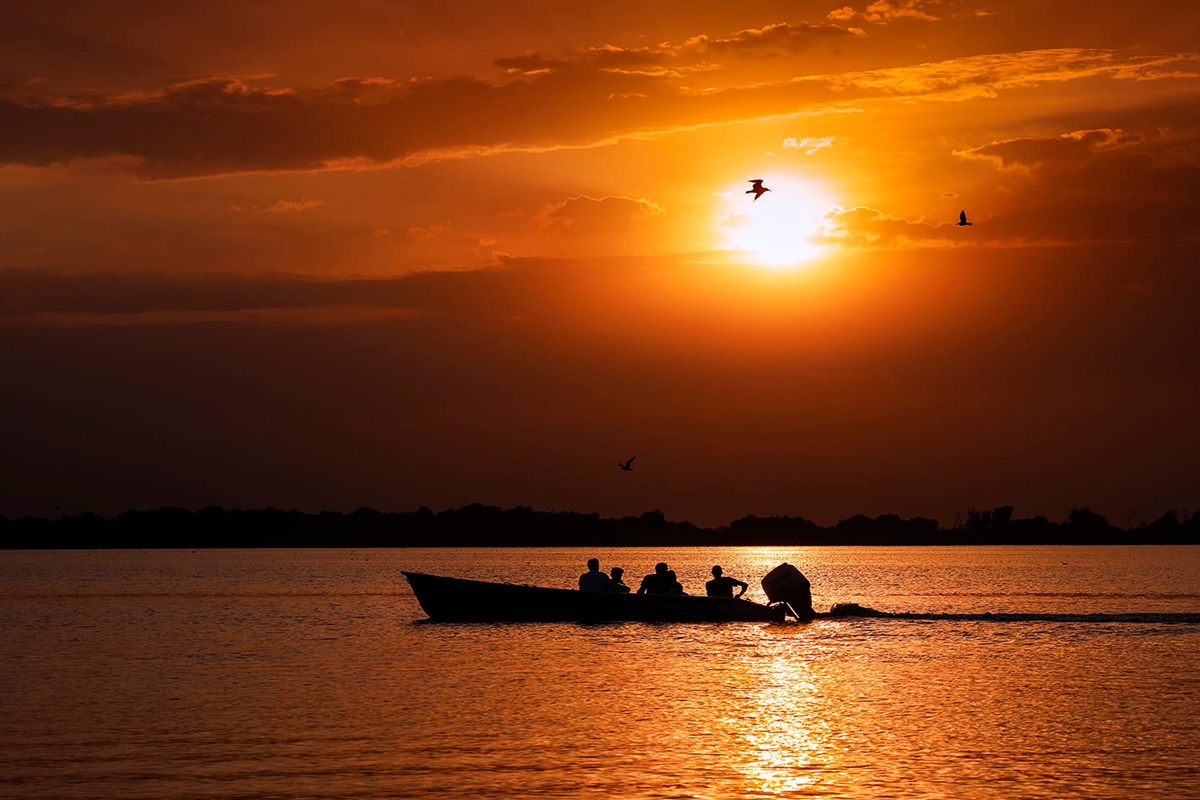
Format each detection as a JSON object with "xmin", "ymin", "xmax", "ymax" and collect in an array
[{"xmin": 761, "ymin": 563, "xmax": 814, "ymax": 620}]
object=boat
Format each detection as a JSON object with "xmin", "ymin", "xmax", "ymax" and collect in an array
[{"xmin": 402, "ymin": 564, "xmax": 815, "ymax": 623}]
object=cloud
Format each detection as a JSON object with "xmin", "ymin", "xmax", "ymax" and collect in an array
[
  {"xmin": 2, "ymin": 307, "xmax": 414, "ymax": 327},
  {"xmin": 821, "ymin": 205, "xmax": 969, "ymax": 248},
  {"xmin": 682, "ymin": 22, "xmax": 862, "ymax": 57},
  {"xmin": 587, "ymin": 44, "xmax": 682, "ymax": 72},
  {"xmin": 0, "ymin": 253, "xmax": 662, "ymax": 327},
  {"xmin": 589, "ymin": 21, "xmax": 861, "ymax": 69},
  {"xmin": 0, "ymin": 70, "xmax": 679, "ymax": 177},
  {"xmin": 512, "ymin": 22, "xmax": 859, "ymax": 80},
  {"xmin": 826, "ymin": 146, "xmax": 1200, "ymax": 249},
  {"xmin": 826, "ymin": 111, "xmax": 1200, "ymax": 250},
  {"xmin": 0, "ymin": 16, "xmax": 862, "ymax": 178},
  {"xmin": 536, "ymin": 195, "xmax": 665, "ymax": 236},
  {"xmin": 0, "ymin": 268, "xmax": 384, "ymax": 321},
  {"xmin": 944, "ymin": 113, "xmax": 1200, "ymax": 245},
  {"xmin": 231, "ymin": 198, "xmax": 325, "ymax": 214},
  {"xmin": 955, "ymin": 128, "xmax": 1145, "ymax": 170},
  {"xmin": 819, "ymin": 49, "xmax": 1199, "ymax": 102},
  {"xmin": 264, "ymin": 198, "xmax": 324, "ymax": 213},
  {"xmin": 0, "ymin": 45, "xmax": 1194, "ymax": 178},
  {"xmin": 828, "ymin": 1, "xmax": 941, "ymax": 24},
  {"xmin": 782, "ymin": 135, "xmax": 835, "ymax": 154},
  {"xmin": 406, "ymin": 224, "xmax": 453, "ymax": 241},
  {"xmin": 493, "ymin": 53, "xmax": 568, "ymax": 76},
  {"xmin": 0, "ymin": 265, "xmax": 505, "ymax": 325}
]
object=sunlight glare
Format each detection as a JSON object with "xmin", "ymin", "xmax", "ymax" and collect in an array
[{"xmin": 719, "ymin": 174, "xmax": 836, "ymax": 269}]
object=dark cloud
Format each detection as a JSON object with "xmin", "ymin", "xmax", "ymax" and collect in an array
[
  {"xmin": 944, "ymin": 115, "xmax": 1200, "ymax": 244},
  {"xmin": 0, "ymin": 17, "xmax": 865, "ymax": 177},
  {"xmin": 829, "ymin": 138, "xmax": 1200, "ymax": 248},
  {"xmin": 956, "ymin": 128, "xmax": 1145, "ymax": 169},
  {"xmin": 0, "ymin": 268, "xmax": 418, "ymax": 318},
  {"xmin": 0, "ymin": 43, "xmax": 1193, "ymax": 178},
  {"xmin": 0, "ymin": 79, "xmax": 327, "ymax": 174},
  {"xmin": 0, "ymin": 256, "xmax": 647, "ymax": 323},
  {"xmin": 536, "ymin": 195, "xmax": 665, "ymax": 237},
  {"xmin": 0, "ymin": 69, "xmax": 673, "ymax": 177},
  {"xmin": 821, "ymin": 206, "xmax": 968, "ymax": 247}
]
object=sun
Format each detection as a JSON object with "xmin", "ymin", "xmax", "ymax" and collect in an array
[{"xmin": 718, "ymin": 174, "xmax": 836, "ymax": 269}]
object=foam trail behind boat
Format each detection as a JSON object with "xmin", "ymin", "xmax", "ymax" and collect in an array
[{"xmin": 823, "ymin": 604, "xmax": 1200, "ymax": 624}]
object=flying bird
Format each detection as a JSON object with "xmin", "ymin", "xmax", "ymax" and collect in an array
[
  {"xmin": 746, "ymin": 179, "xmax": 771, "ymax": 201},
  {"xmin": 618, "ymin": 456, "xmax": 636, "ymax": 471},
  {"xmin": 956, "ymin": 209, "xmax": 973, "ymax": 226}
]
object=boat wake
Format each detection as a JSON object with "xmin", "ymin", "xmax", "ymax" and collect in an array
[{"xmin": 823, "ymin": 603, "xmax": 1200, "ymax": 625}]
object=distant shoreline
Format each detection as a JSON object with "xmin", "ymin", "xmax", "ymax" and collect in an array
[{"xmin": 2, "ymin": 504, "xmax": 1197, "ymax": 549}]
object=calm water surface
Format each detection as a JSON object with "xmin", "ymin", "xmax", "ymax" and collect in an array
[{"xmin": 2, "ymin": 546, "xmax": 1198, "ymax": 799}]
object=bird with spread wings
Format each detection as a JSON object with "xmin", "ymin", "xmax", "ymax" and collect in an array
[{"xmin": 746, "ymin": 179, "xmax": 771, "ymax": 201}]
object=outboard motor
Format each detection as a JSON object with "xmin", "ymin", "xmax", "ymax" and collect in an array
[{"xmin": 762, "ymin": 563, "xmax": 815, "ymax": 621}]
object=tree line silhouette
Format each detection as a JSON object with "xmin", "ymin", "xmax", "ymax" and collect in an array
[{"xmin": 2, "ymin": 504, "xmax": 1197, "ymax": 549}]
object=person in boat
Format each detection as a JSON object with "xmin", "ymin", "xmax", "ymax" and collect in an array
[
  {"xmin": 705, "ymin": 565, "xmax": 748, "ymax": 599},
  {"xmin": 607, "ymin": 567, "xmax": 630, "ymax": 593},
  {"xmin": 636, "ymin": 562, "xmax": 674, "ymax": 595},
  {"xmin": 579, "ymin": 558, "xmax": 611, "ymax": 592},
  {"xmin": 667, "ymin": 570, "xmax": 687, "ymax": 595}
]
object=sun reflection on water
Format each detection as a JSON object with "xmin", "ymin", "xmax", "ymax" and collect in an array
[{"xmin": 731, "ymin": 650, "xmax": 839, "ymax": 797}]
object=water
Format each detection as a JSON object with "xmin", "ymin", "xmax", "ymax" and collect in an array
[{"xmin": 2, "ymin": 546, "xmax": 1198, "ymax": 799}]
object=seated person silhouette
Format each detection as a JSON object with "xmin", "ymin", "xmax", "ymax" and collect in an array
[
  {"xmin": 637, "ymin": 562, "xmax": 674, "ymax": 595},
  {"xmin": 666, "ymin": 570, "xmax": 687, "ymax": 595},
  {"xmin": 705, "ymin": 565, "xmax": 748, "ymax": 599},
  {"xmin": 579, "ymin": 558, "xmax": 611, "ymax": 592},
  {"xmin": 607, "ymin": 566, "xmax": 631, "ymax": 593}
]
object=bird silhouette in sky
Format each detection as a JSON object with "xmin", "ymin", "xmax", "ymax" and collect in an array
[
  {"xmin": 618, "ymin": 456, "xmax": 636, "ymax": 471},
  {"xmin": 746, "ymin": 179, "xmax": 771, "ymax": 201},
  {"xmin": 956, "ymin": 209, "xmax": 973, "ymax": 226}
]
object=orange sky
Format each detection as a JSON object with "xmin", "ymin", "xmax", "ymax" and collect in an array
[{"xmin": 2, "ymin": 0, "xmax": 1198, "ymax": 526}]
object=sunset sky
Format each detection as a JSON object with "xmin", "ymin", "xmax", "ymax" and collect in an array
[{"xmin": 2, "ymin": 0, "xmax": 1198, "ymax": 527}]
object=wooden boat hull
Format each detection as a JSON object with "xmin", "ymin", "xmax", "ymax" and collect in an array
[{"xmin": 402, "ymin": 571, "xmax": 789, "ymax": 622}]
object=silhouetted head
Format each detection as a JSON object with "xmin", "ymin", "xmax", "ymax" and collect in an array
[
  {"xmin": 611, "ymin": 567, "xmax": 624, "ymax": 579},
  {"xmin": 655, "ymin": 562, "xmax": 668, "ymax": 574},
  {"xmin": 587, "ymin": 558, "xmax": 600, "ymax": 571},
  {"xmin": 667, "ymin": 570, "xmax": 677, "ymax": 580},
  {"xmin": 711, "ymin": 565, "xmax": 723, "ymax": 577}
]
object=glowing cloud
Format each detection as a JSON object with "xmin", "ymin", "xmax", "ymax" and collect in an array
[{"xmin": 781, "ymin": 136, "xmax": 835, "ymax": 154}]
